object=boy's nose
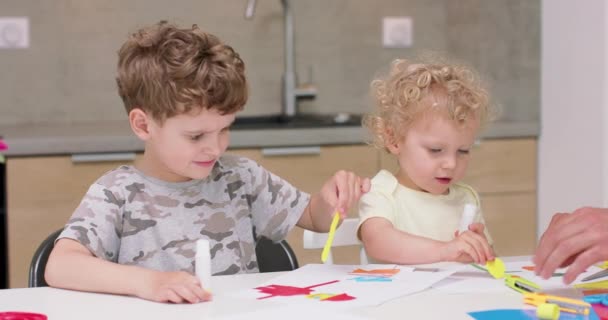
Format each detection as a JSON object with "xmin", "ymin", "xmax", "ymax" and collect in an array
[{"xmin": 202, "ymin": 136, "xmax": 222, "ymax": 156}]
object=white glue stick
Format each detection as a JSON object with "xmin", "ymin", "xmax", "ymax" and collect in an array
[
  {"xmin": 458, "ymin": 204, "xmax": 477, "ymax": 233},
  {"xmin": 195, "ymin": 239, "xmax": 212, "ymax": 292}
]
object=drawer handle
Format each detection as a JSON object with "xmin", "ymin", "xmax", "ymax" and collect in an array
[
  {"xmin": 71, "ymin": 152, "xmax": 136, "ymax": 163},
  {"xmin": 261, "ymin": 146, "xmax": 321, "ymax": 157}
]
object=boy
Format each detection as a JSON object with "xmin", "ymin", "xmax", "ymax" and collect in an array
[{"xmin": 45, "ymin": 21, "xmax": 370, "ymax": 304}]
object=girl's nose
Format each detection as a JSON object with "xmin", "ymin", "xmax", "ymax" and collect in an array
[{"xmin": 442, "ymin": 155, "xmax": 456, "ymax": 169}]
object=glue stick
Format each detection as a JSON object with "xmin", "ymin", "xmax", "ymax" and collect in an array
[
  {"xmin": 195, "ymin": 239, "xmax": 212, "ymax": 292},
  {"xmin": 458, "ymin": 204, "xmax": 477, "ymax": 233}
]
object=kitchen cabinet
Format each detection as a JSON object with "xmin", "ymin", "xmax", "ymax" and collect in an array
[
  {"xmin": 379, "ymin": 138, "xmax": 538, "ymax": 256},
  {"xmin": 6, "ymin": 155, "xmax": 139, "ymax": 288}
]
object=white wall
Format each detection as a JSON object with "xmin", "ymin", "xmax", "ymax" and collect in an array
[{"xmin": 538, "ymin": 0, "xmax": 606, "ymax": 238}]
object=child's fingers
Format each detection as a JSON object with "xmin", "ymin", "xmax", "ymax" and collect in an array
[
  {"xmin": 361, "ymin": 177, "xmax": 371, "ymax": 193},
  {"xmin": 458, "ymin": 241, "xmax": 480, "ymax": 263},
  {"xmin": 188, "ymin": 282, "xmax": 211, "ymax": 302},
  {"xmin": 351, "ymin": 176, "xmax": 362, "ymax": 205},
  {"xmin": 460, "ymin": 233, "xmax": 487, "ymax": 264},
  {"xmin": 468, "ymin": 223, "xmax": 485, "ymax": 235},
  {"xmin": 334, "ymin": 171, "xmax": 355, "ymax": 215},
  {"xmin": 333, "ymin": 172, "xmax": 369, "ymax": 216},
  {"xmin": 174, "ymin": 285, "xmax": 201, "ymax": 304},
  {"xmin": 167, "ymin": 288, "xmax": 184, "ymax": 303},
  {"xmin": 334, "ymin": 171, "xmax": 350, "ymax": 214},
  {"xmin": 469, "ymin": 232, "xmax": 493, "ymax": 263}
]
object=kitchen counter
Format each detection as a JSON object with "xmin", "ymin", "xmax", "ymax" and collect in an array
[{"xmin": 0, "ymin": 120, "xmax": 539, "ymax": 157}]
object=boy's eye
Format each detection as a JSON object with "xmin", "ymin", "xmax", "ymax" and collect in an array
[
  {"xmin": 458, "ymin": 149, "xmax": 470, "ymax": 155},
  {"xmin": 428, "ymin": 148, "xmax": 442, "ymax": 153}
]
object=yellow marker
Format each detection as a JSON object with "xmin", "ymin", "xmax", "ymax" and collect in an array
[
  {"xmin": 505, "ymin": 275, "xmax": 541, "ymax": 293},
  {"xmin": 486, "ymin": 257, "xmax": 505, "ymax": 279},
  {"xmin": 536, "ymin": 303, "xmax": 560, "ymax": 320},
  {"xmin": 321, "ymin": 212, "xmax": 341, "ymax": 263},
  {"xmin": 524, "ymin": 292, "xmax": 590, "ymax": 315},
  {"xmin": 575, "ymin": 280, "xmax": 608, "ymax": 290}
]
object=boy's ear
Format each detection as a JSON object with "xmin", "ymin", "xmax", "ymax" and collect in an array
[{"xmin": 129, "ymin": 108, "xmax": 152, "ymax": 140}]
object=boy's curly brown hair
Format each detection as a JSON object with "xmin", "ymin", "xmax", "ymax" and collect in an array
[
  {"xmin": 116, "ymin": 21, "xmax": 248, "ymax": 123},
  {"xmin": 363, "ymin": 57, "xmax": 498, "ymax": 151}
]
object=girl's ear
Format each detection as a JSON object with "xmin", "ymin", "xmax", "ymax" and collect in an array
[
  {"xmin": 384, "ymin": 129, "xmax": 401, "ymax": 155},
  {"xmin": 129, "ymin": 108, "xmax": 152, "ymax": 140},
  {"xmin": 386, "ymin": 141, "xmax": 400, "ymax": 155}
]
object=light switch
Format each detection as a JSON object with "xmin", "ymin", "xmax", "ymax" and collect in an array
[
  {"xmin": 382, "ymin": 17, "xmax": 412, "ymax": 48},
  {"xmin": 0, "ymin": 17, "xmax": 29, "ymax": 49}
]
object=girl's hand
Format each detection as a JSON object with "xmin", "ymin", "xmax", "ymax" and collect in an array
[{"xmin": 443, "ymin": 225, "xmax": 494, "ymax": 264}]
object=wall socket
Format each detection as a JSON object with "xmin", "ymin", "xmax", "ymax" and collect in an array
[
  {"xmin": 0, "ymin": 17, "xmax": 29, "ymax": 49},
  {"xmin": 382, "ymin": 17, "xmax": 412, "ymax": 48}
]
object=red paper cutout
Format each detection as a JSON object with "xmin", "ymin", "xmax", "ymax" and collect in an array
[
  {"xmin": 321, "ymin": 293, "xmax": 356, "ymax": 301},
  {"xmin": 255, "ymin": 280, "xmax": 339, "ymax": 300},
  {"xmin": 307, "ymin": 292, "xmax": 357, "ymax": 301}
]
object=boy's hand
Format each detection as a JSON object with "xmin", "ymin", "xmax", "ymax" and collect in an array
[
  {"xmin": 443, "ymin": 223, "xmax": 494, "ymax": 264},
  {"xmin": 137, "ymin": 270, "xmax": 211, "ymax": 304},
  {"xmin": 320, "ymin": 170, "xmax": 371, "ymax": 217}
]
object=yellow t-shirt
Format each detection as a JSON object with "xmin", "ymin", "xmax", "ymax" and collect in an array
[{"xmin": 358, "ymin": 170, "xmax": 493, "ymax": 244}]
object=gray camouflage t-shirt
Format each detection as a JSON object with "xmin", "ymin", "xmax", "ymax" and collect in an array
[{"xmin": 58, "ymin": 154, "xmax": 310, "ymax": 275}]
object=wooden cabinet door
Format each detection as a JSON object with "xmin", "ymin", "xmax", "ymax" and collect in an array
[
  {"xmin": 6, "ymin": 155, "xmax": 138, "ymax": 288},
  {"xmin": 228, "ymin": 145, "xmax": 378, "ymax": 266}
]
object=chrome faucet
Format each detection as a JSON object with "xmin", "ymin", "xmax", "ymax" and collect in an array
[{"xmin": 245, "ymin": 0, "xmax": 317, "ymax": 118}]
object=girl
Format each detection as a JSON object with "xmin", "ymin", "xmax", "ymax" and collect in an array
[{"xmin": 358, "ymin": 57, "xmax": 497, "ymax": 265}]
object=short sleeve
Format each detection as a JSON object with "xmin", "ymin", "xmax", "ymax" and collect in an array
[
  {"xmin": 241, "ymin": 158, "xmax": 310, "ymax": 242},
  {"xmin": 357, "ymin": 189, "xmax": 397, "ymax": 233},
  {"xmin": 57, "ymin": 182, "xmax": 123, "ymax": 262}
]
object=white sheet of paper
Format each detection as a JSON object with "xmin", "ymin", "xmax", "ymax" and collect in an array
[
  {"xmin": 231, "ymin": 264, "xmax": 455, "ymax": 308},
  {"xmin": 435, "ymin": 260, "xmax": 605, "ymax": 294}
]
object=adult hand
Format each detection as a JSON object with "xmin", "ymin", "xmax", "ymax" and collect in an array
[{"xmin": 534, "ymin": 207, "xmax": 608, "ymax": 284}]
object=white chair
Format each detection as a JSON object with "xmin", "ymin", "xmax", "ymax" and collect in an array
[{"xmin": 303, "ymin": 218, "xmax": 369, "ymax": 264}]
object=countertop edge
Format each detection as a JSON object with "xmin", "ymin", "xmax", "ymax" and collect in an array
[{"xmin": 2, "ymin": 121, "xmax": 539, "ymax": 157}]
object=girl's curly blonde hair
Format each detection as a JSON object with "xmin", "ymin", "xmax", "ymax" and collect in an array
[{"xmin": 363, "ymin": 57, "xmax": 497, "ymax": 151}]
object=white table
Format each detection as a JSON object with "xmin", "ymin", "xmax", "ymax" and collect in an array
[{"xmin": 0, "ymin": 258, "xmax": 537, "ymax": 320}]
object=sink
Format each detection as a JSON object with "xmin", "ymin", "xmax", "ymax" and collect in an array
[{"xmin": 231, "ymin": 113, "xmax": 362, "ymax": 130}]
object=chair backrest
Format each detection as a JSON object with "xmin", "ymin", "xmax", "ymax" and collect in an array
[
  {"xmin": 29, "ymin": 228, "xmax": 63, "ymax": 287},
  {"xmin": 255, "ymin": 237, "xmax": 299, "ymax": 272},
  {"xmin": 303, "ymin": 218, "xmax": 368, "ymax": 264}
]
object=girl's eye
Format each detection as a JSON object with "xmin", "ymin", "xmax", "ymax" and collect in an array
[
  {"xmin": 429, "ymin": 148, "xmax": 442, "ymax": 153},
  {"xmin": 458, "ymin": 149, "xmax": 470, "ymax": 155},
  {"xmin": 190, "ymin": 134, "xmax": 203, "ymax": 141}
]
